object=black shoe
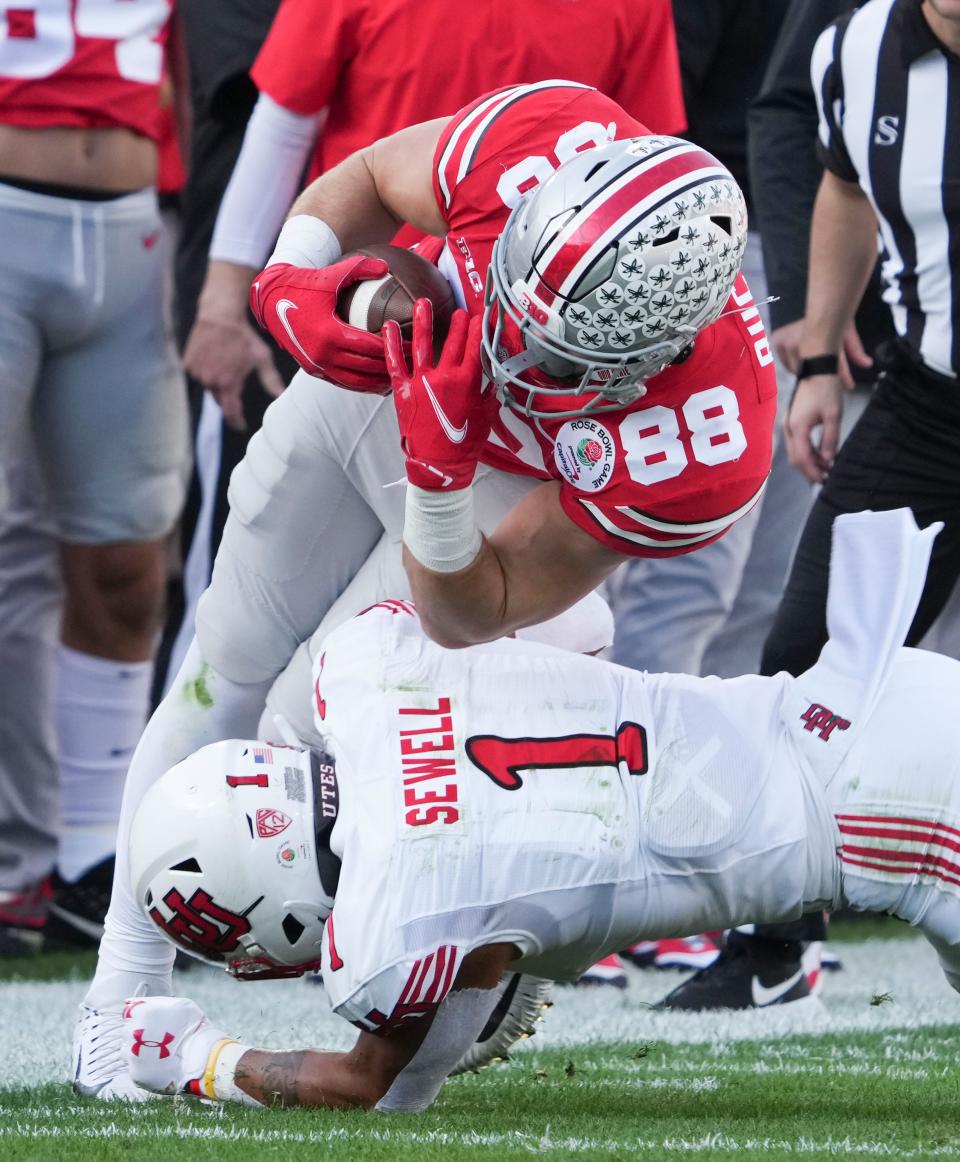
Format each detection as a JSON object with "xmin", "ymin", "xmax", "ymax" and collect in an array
[
  {"xmin": 45, "ymin": 857, "xmax": 114, "ymax": 949},
  {"xmin": 654, "ymin": 931, "xmax": 812, "ymax": 1011}
]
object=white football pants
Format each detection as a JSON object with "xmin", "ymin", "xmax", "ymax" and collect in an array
[{"xmin": 88, "ymin": 372, "xmax": 541, "ymax": 1002}]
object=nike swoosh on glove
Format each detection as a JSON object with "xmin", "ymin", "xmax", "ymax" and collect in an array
[
  {"xmin": 250, "ymin": 256, "xmax": 392, "ymax": 392},
  {"xmin": 384, "ymin": 299, "xmax": 495, "ymax": 490}
]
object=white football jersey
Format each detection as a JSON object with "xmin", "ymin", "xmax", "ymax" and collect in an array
[{"xmin": 314, "ymin": 603, "xmax": 840, "ymax": 1032}]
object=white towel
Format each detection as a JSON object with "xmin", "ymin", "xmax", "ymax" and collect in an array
[{"xmin": 782, "ymin": 507, "xmax": 942, "ymax": 785}]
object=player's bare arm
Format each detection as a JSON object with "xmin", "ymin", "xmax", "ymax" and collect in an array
[
  {"xmin": 405, "ymin": 483, "xmax": 624, "ymax": 648},
  {"xmin": 233, "ymin": 1023, "xmax": 430, "ymax": 1110},
  {"xmin": 288, "ymin": 117, "xmax": 451, "ymax": 247},
  {"xmin": 382, "ymin": 294, "xmax": 625, "ymax": 647},
  {"xmin": 786, "ymin": 171, "xmax": 879, "ymax": 481},
  {"xmin": 126, "ymin": 943, "xmax": 517, "ymax": 1109},
  {"xmin": 233, "ymin": 942, "xmax": 513, "ymax": 1108}
]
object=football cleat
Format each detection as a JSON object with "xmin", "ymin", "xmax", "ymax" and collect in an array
[
  {"xmin": 655, "ymin": 934, "xmax": 720, "ymax": 970},
  {"xmin": 0, "ymin": 878, "xmax": 50, "ymax": 956},
  {"xmin": 123, "ymin": 995, "xmax": 232, "ymax": 1098},
  {"xmin": 620, "ymin": 940, "xmax": 658, "ymax": 968},
  {"xmin": 452, "ymin": 973, "xmax": 553, "ymax": 1074},
  {"xmin": 801, "ymin": 940, "xmax": 842, "ymax": 994},
  {"xmin": 576, "ymin": 953, "xmax": 629, "ymax": 989},
  {"xmin": 821, "ymin": 943, "xmax": 844, "ymax": 972},
  {"xmin": 73, "ymin": 1003, "xmax": 158, "ymax": 1101},
  {"xmin": 46, "ymin": 857, "xmax": 114, "ymax": 949},
  {"xmin": 801, "ymin": 940, "xmax": 824, "ymax": 996},
  {"xmin": 654, "ymin": 931, "xmax": 814, "ymax": 1011}
]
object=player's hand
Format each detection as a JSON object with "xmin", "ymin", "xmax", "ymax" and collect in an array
[
  {"xmin": 123, "ymin": 995, "xmax": 229, "ymax": 1098},
  {"xmin": 384, "ymin": 299, "xmax": 494, "ymax": 490},
  {"xmin": 250, "ymin": 257, "xmax": 392, "ymax": 392},
  {"xmin": 840, "ymin": 321, "xmax": 873, "ymax": 389},
  {"xmin": 773, "ymin": 320, "xmax": 873, "ymax": 391},
  {"xmin": 771, "ymin": 319, "xmax": 804, "ymax": 375},
  {"xmin": 784, "ymin": 373, "xmax": 845, "ymax": 483},
  {"xmin": 184, "ymin": 313, "xmax": 285, "ymax": 432}
]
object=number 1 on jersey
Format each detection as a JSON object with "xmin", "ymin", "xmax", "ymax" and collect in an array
[{"xmin": 466, "ymin": 723, "xmax": 648, "ymax": 791}]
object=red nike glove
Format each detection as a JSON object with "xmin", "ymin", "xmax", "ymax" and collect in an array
[
  {"xmin": 384, "ymin": 299, "xmax": 495, "ymax": 490},
  {"xmin": 250, "ymin": 256, "xmax": 392, "ymax": 393}
]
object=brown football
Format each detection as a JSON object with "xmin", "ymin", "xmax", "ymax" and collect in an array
[{"xmin": 337, "ymin": 243, "xmax": 457, "ymax": 346}]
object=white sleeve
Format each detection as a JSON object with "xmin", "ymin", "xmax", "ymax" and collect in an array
[
  {"xmin": 375, "ymin": 988, "xmax": 499, "ymax": 1114},
  {"xmin": 209, "ymin": 93, "xmax": 325, "ymax": 269}
]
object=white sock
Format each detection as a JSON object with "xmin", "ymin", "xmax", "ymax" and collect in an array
[
  {"xmin": 55, "ymin": 645, "xmax": 152, "ymax": 882},
  {"xmin": 210, "ymin": 1041, "xmax": 262, "ymax": 1106},
  {"xmin": 85, "ymin": 637, "xmax": 273, "ymax": 1010}
]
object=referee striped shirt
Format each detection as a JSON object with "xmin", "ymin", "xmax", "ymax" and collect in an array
[{"xmin": 812, "ymin": 0, "xmax": 960, "ymax": 378}]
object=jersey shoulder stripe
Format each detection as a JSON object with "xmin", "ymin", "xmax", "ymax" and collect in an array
[
  {"xmin": 574, "ymin": 479, "xmax": 767, "ymax": 551},
  {"xmin": 532, "ymin": 142, "xmax": 729, "ymax": 306},
  {"xmin": 434, "ymin": 80, "xmax": 594, "ymax": 210}
]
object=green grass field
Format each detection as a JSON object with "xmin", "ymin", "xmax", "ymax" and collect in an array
[{"xmin": 2, "ymin": 922, "xmax": 960, "ymax": 1161}]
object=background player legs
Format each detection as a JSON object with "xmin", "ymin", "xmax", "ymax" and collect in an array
[
  {"xmin": 0, "ymin": 450, "xmax": 61, "ymax": 953},
  {"xmin": 702, "ymin": 431, "xmax": 810, "ymax": 677},
  {"xmin": 609, "ymin": 504, "xmax": 760, "ymax": 675}
]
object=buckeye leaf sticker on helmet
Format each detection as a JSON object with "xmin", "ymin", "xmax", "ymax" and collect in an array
[{"xmin": 482, "ymin": 135, "xmax": 747, "ymax": 419}]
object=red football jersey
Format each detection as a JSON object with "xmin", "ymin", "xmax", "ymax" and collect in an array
[
  {"xmin": 433, "ymin": 82, "xmax": 777, "ymax": 558},
  {"xmin": 0, "ymin": 0, "xmax": 171, "ymax": 139},
  {"xmin": 252, "ymin": 0, "xmax": 684, "ymax": 185}
]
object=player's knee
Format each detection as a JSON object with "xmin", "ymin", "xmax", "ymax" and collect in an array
[{"xmin": 62, "ymin": 541, "xmax": 166, "ymax": 645}]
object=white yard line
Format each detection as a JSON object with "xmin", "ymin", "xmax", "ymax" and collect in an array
[
  {"xmin": 0, "ymin": 938, "xmax": 956, "ymax": 1092},
  {"xmin": 0, "ymin": 1123, "xmax": 956, "ymax": 1156}
]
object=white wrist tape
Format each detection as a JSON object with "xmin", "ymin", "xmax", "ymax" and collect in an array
[
  {"xmin": 208, "ymin": 1040, "xmax": 263, "ymax": 1107},
  {"xmin": 266, "ymin": 215, "xmax": 342, "ymax": 270},
  {"xmin": 403, "ymin": 484, "xmax": 482, "ymax": 573}
]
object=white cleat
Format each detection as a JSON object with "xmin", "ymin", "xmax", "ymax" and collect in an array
[
  {"xmin": 73, "ymin": 1003, "xmax": 159, "ymax": 1102},
  {"xmin": 452, "ymin": 973, "xmax": 553, "ymax": 1074}
]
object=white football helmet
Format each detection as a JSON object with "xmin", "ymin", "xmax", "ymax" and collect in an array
[
  {"xmin": 129, "ymin": 739, "xmax": 340, "ymax": 980},
  {"xmin": 482, "ymin": 135, "xmax": 748, "ymax": 418}
]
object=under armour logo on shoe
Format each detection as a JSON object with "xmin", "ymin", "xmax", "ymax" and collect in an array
[
  {"xmin": 800, "ymin": 702, "xmax": 851, "ymax": 742},
  {"xmin": 131, "ymin": 1029, "xmax": 176, "ymax": 1059}
]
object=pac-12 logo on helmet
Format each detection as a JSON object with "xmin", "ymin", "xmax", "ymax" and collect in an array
[{"xmin": 481, "ymin": 136, "xmax": 747, "ymax": 419}]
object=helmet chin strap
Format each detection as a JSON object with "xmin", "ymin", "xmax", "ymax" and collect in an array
[{"xmin": 499, "ymin": 349, "xmax": 542, "ymax": 376}]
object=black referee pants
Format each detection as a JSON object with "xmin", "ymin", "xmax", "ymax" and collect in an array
[{"xmin": 755, "ymin": 343, "xmax": 960, "ymax": 945}]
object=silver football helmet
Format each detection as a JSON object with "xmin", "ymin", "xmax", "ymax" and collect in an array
[
  {"xmin": 482, "ymin": 135, "xmax": 748, "ymax": 418},
  {"xmin": 129, "ymin": 739, "xmax": 340, "ymax": 980}
]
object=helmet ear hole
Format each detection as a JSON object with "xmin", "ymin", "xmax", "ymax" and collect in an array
[
  {"xmin": 132, "ymin": 740, "xmax": 332, "ymax": 974},
  {"xmin": 282, "ymin": 914, "xmax": 306, "ymax": 945},
  {"xmin": 650, "ymin": 226, "xmax": 681, "ymax": 247},
  {"xmin": 169, "ymin": 858, "xmax": 202, "ymax": 874},
  {"xmin": 709, "ymin": 214, "xmax": 734, "ymax": 234}
]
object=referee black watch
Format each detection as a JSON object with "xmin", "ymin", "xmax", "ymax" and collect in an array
[{"xmin": 795, "ymin": 354, "xmax": 840, "ymax": 381}]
